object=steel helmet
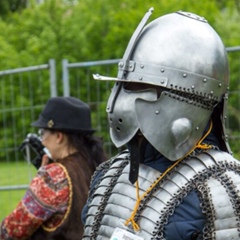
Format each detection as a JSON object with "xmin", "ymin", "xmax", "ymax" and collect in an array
[{"xmin": 94, "ymin": 8, "xmax": 230, "ymax": 161}]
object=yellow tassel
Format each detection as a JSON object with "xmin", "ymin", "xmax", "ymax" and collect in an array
[{"xmin": 124, "ymin": 121, "xmax": 213, "ymax": 232}]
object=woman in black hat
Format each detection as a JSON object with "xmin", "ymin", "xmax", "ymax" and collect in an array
[{"xmin": 0, "ymin": 96, "xmax": 107, "ymax": 240}]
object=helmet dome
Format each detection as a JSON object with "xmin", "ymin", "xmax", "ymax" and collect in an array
[{"xmin": 94, "ymin": 9, "xmax": 230, "ymax": 160}]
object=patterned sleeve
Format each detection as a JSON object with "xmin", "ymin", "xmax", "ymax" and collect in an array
[{"xmin": 0, "ymin": 163, "xmax": 70, "ymax": 240}]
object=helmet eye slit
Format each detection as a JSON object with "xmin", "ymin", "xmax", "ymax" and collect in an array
[{"xmin": 123, "ymin": 82, "xmax": 164, "ymax": 98}]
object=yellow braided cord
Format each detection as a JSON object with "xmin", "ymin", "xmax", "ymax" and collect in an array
[
  {"xmin": 195, "ymin": 121, "xmax": 213, "ymax": 150},
  {"xmin": 124, "ymin": 157, "xmax": 182, "ymax": 231},
  {"xmin": 124, "ymin": 121, "xmax": 213, "ymax": 231}
]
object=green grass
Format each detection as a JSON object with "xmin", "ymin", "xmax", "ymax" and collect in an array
[{"xmin": 0, "ymin": 161, "xmax": 37, "ymax": 221}]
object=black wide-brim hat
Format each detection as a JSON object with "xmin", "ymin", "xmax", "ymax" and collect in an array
[{"xmin": 31, "ymin": 96, "xmax": 95, "ymax": 134}]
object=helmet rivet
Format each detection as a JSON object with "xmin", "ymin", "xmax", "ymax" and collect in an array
[
  {"xmin": 210, "ymin": 91, "xmax": 213, "ymax": 94},
  {"xmin": 191, "ymin": 85, "xmax": 195, "ymax": 89},
  {"xmin": 129, "ymin": 64, "xmax": 133, "ymax": 68},
  {"xmin": 196, "ymin": 126, "xmax": 199, "ymax": 130},
  {"xmin": 140, "ymin": 64, "xmax": 144, "ymax": 68},
  {"xmin": 219, "ymin": 83, "xmax": 222, "ymax": 87},
  {"xmin": 203, "ymin": 78, "xmax": 207, "ymax": 82},
  {"xmin": 118, "ymin": 62, "xmax": 124, "ymax": 68},
  {"xmin": 183, "ymin": 73, "xmax": 187, "ymax": 77},
  {"xmin": 161, "ymin": 68, "xmax": 165, "ymax": 73},
  {"xmin": 155, "ymin": 110, "xmax": 160, "ymax": 114},
  {"xmin": 161, "ymin": 80, "xmax": 165, "ymax": 84},
  {"xmin": 139, "ymin": 77, "xmax": 143, "ymax": 80}
]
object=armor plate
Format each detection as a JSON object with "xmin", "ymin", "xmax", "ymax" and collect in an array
[{"xmin": 83, "ymin": 150, "xmax": 240, "ymax": 239}]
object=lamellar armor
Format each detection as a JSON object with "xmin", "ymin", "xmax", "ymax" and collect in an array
[{"xmin": 83, "ymin": 149, "xmax": 240, "ymax": 239}]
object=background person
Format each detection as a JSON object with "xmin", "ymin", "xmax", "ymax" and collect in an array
[
  {"xmin": 0, "ymin": 96, "xmax": 107, "ymax": 239},
  {"xmin": 81, "ymin": 9, "xmax": 240, "ymax": 240}
]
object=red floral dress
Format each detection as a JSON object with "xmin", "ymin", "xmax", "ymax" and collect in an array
[{"xmin": 0, "ymin": 163, "xmax": 71, "ymax": 239}]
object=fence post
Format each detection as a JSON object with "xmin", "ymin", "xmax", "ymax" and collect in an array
[
  {"xmin": 62, "ymin": 59, "xmax": 70, "ymax": 96},
  {"xmin": 49, "ymin": 59, "xmax": 57, "ymax": 97}
]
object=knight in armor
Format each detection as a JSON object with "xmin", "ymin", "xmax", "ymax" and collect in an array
[
  {"xmin": 81, "ymin": 8, "xmax": 240, "ymax": 240},
  {"xmin": 0, "ymin": 97, "xmax": 107, "ymax": 239}
]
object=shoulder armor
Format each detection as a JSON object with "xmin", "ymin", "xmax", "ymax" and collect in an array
[{"xmin": 83, "ymin": 150, "xmax": 240, "ymax": 240}]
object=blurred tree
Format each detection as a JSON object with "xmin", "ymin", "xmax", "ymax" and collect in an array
[
  {"xmin": 0, "ymin": 0, "xmax": 28, "ymax": 17},
  {"xmin": 0, "ymin": 0, "xmax": 239, "ymax": 159}
]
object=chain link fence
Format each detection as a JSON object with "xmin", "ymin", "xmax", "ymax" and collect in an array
[{"xmin": 0, "ymin": 48, "xmax": 240, "ymax": 219}]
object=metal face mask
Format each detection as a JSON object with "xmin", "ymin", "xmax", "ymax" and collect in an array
[
  {"xmin": 107, "ymin": 82, "xmax": 157, "ymax": 147},
  {"xmin": 107, "ymin": 81, "xmax": 214, "ymax": 161}
]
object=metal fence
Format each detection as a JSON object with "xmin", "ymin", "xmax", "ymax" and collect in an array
[
  {"xmin": 0, "ymin": 59, "xmax": 57, "ymax": 189},
  {"xmin": 0, "ymin": 60, "xmax": 57, "ymax": 159},
  {"xmin": 0, "ymin": 59, "xmax": 58, "ymax": 218},
  {"xmin": 0, "ymin": 47, "xmax": 240, "ymax": 218}
]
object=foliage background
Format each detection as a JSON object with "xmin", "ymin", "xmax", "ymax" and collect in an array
[
  {"xmin": 0, "ymin": 0, "xmax": 239, "ymax": 153},
  {"xmin": 0, "ymin": 0, "xmax": 240, "ymax": 221},
  {"xmin": 0, "ymin": 0, "xmax": 239, "ymax": 69},
  {"xmin": 0, "ymin": 0, "xmax": 239, "ymax": 155}
]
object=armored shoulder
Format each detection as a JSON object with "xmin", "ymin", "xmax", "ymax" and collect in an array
[
  {"xmin": 87, "ymin": 150, "xmax": 130, "ymax": 199},
  {"xmin": 185, "ymin": 150, "xmax": 240, "ymax": 240}
]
